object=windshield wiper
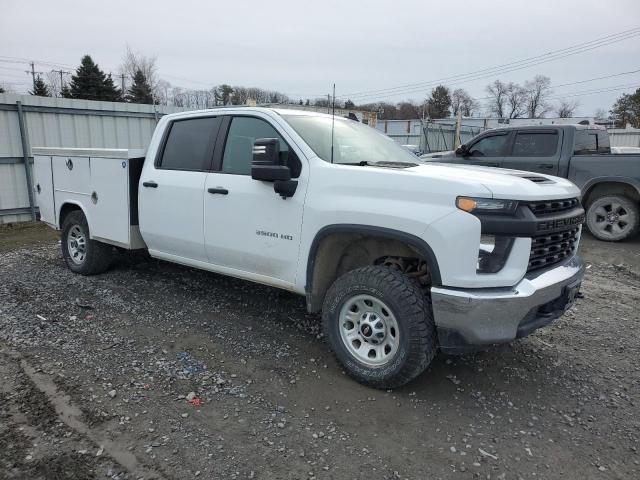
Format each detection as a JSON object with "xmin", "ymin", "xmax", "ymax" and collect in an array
[
  {"xmin": 336, "ymin": 161, "xmax": 370, "ymax": 166},
  {"xmin": 338, "ymin": 160, "xmax": 416, "ymax": 168}
]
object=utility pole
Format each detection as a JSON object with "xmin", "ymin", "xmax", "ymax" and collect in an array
[
  {"xmin": 25, "ymin": 62, "xmax": 43, "ymax": 92},
  {"xmin": 51, "ymin": 69, "xmax": 71, "ymax": 97},
  {"xmin": 29, "ymin": 62, "xmax": 36, "ymax": 91},
  {"xmin": 454, "ymin": 109, "xmax": 462, "ymax": 149},
  {"xmin": 120, "ymin": 74, "xmax": 126, "ymax": 95}
]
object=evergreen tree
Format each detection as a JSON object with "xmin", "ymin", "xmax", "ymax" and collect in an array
[
  {"xmin": 0, "ymin": 86, "xmax": 4, "ymax": 94},
  {"xmin": 610, "ymin": 88, "xmax": 640, "ymax": 128},
  {"xmin": 61, "ymin": 84, "xmax": 72, "ymax": 98},
  {"xmin": 103, "ymin": 74, "xmax": 123, "ymax": 102},
  {"xmin": 126, "ymin": 69, "xmax": 154, "ymax": 104},
  {"xmin": 67, "ymin": 55, "xmax": 122, "ymax": 101},
  {"xmin": 30, "ymin": 75, "xmax": 51, "ymax": 97},
  {"xmin": 426, "ymin": 85, "xmax": 452, "ymax": 119}
]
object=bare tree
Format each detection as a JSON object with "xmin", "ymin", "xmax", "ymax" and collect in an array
[
  {"xmin": 556, "ymin": 100, "xmax": 580, "ymax": 118},
  {"xmin": 154, "ymin": 79, "xmax": 173, "ymax": 105},
  {"xmin": 247, "ymin": 87, "xmax": 267, "ymax": 104},
  {"xmin": 452, "ymin": 88, "xmax": 479, "ymax": 117},
  {"xmin": 485, "ymin": 80, "xmax": 508, "ymax": 118},
  {"xmin": 505, "ymin": 82, "xmax": 527, "ymax": 119},
  {"xmin": 45, "ymin": 71, "xmax": 61, "ymax": 97},
  {"xmin": 524, "ymin": 75, "xmax": 552, "ymax": 118},
  {"xmin": 119, "ymin": 45, "xmax": 158, "ymax": 95},
  {"xmin": 594, "ymin": 108, "xmax": 608, "ymax": 120},
  {"xmin": 0, "ymin": 82, "xmax": 13, "ymax": 93},
  {"xmin": 231, "ymin": 86, "xmax": 250, "ymax": 105},
  {"xmin": 397, "ymin": 101, "xmax": 421, "ymax": 119}
]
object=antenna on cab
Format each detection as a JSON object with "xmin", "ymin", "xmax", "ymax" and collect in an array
[{"xmin": 330, "ymin": 83, "xmax": 336, "ymax": 164}]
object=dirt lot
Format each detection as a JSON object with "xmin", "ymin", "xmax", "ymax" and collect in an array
[{"xmin": 0, "ymin": 223, "xmax": 638, "ymax": 480}]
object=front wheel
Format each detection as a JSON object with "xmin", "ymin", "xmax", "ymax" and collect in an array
[
  {"xmin": 322, "ymin": 266, "xmax": 437, "ymax": 389},
  {"xmin": 61, "ymin": 210, "xmax": 113, "ymax": 275},
  {"xmin": 586, "ymin": 195, "xmax": 639, "ymax": 242}
]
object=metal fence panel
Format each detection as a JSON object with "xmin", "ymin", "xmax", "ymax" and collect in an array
[
  {"xmin": 0, "ymin": 93, "xmax": 190, "ymax": 224},
  {"xmin": 378, "ymin": 119, "xmax": 487, "ymax": 153},
  {"xmin": 0, "ymin": 164, "xmax": 30, "ymax": 223}
]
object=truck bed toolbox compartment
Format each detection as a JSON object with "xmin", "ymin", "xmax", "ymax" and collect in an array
[{"xmin": 32, "ymin": 148, "xmax": 146, "ymax": 249}]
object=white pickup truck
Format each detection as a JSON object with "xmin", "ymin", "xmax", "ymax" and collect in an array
[{"xmin": 33, "ymin": 107, "xmax": 585, "ymax": 388}]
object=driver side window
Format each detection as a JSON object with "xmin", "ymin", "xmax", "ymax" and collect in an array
[
  {"xmin": 469, "ymin": 134, "xmax": 509, "ymax": 157},
  {"xmin": 221, "ymin": 116, "xmax": 301, "ymax": 177}
]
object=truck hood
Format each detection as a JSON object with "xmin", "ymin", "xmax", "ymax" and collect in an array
[{"xmin": 403, "ymin": 162, "xmax": 580, "ymax": 200}]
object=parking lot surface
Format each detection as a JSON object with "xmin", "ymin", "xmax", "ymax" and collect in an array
[{"xmin": 1, "ymin": 223, "xmax": 638, "ymax": 479}]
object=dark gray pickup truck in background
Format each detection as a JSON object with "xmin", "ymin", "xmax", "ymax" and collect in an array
[{"xmin": 422, "ymin": 124, "xmax": 640, "ymax": 241}]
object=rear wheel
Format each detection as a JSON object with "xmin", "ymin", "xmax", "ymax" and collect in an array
[
  {"xmin": 61, "ymin": 211, "xmax": 113, "ymax": 275},
  {"xmin": 586, "ymin": 195, "xmax": 639, "ymax": 242},
  {"xmin": 323, "ymin": 266, "xmax": 437, "ymax": 389}
]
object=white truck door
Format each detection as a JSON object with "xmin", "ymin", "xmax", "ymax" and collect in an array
[
  {"xmin": 138, "ymin": 116, "xmax": 222, "ymax": 262},
  {"xmin": 204, "ymin": 115, "xmax": 307, "ymax": 285},
  {"xmin": 33, "ymin": 155, "xmax": 56, "ymax": 226}
]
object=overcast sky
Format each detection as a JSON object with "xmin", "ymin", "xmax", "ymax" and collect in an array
[{"xmin": 2, "ymin": 0, "xmax": 639, "ymax": 117}]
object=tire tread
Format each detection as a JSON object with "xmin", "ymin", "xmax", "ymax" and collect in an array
[
  {"xmin": 322, "ymin": 265, "xmax": 437, "ymax": 389},
  {"xmin": 586, "ymin": 194, "xmax": 639, "ymax": 242},
  {"xmin": 61, "ymin": 211, "xmax": 113, "ymax": 275}
]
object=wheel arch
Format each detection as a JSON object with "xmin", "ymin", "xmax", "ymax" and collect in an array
[
  {"xmin": 581, "ymin": 177, "xmax": 640, "ymax": 207},
  {"xmin": 305, "ymin": 224, "xmax": 442, "ymax": 313},
  {"xmin": 57, "ymin": 201, "xmax": 89, "ymax": 230}
]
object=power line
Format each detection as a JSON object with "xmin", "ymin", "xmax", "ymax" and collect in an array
[
  {"xmin": 0, "ymin": 55, "xmax": 76, "ymax": 69},
  {"xmin": 552, "ymin": 69, "xmax": 640, "ymax": 88},
  {"xmin": 338, "ymin": 27, "xmax": 640, "ymax": 100},
  {"xmin": 51, "ymin": 69, "xmax": 72, "ymax": 95},
  {"xmin": 471, "ymin": 73, "xmax": 640, "ymax": 102},
  {"xmin": 0, "ymin": 65, "xmax": 31, "ymax": 72},
  {"xmin": 334, "ymin": 27, "xmax": 640, "ymax": 101},
  {"xmin": 546, "ymin": 83, "xmax": 639, "ymax": 101}
]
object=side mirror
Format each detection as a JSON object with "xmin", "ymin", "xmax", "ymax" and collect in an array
[
  {"xmin": 251, "ymin": 138, "xmax": 291, "ymax": 181},
  {"xmin": 455, "ymin": 144, "xmax": 468, "ymax": 156}
]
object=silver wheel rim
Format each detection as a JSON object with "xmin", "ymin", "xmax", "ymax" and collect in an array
[
  {"xmin": 592, "ymin": 201, "xmax": 631, "ymax": 238},
  {"xmin": 67, "ymin": 225, "xmax": 87, "ymax": 265},
  {"xmin": 339, "ymin": 294, "xmax": 400, "ymax": 367}
]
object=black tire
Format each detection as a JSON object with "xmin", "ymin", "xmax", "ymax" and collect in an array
[
  {"xmin": 586, "ymin": 195, "xmax": 639, "ymax": 242},
  {"xmin": 61, "ymin": 210, "xmax": 113, "ymax": 275},
  {"xmin": 322, "ymin": 266, "xmax": 437, "ymax": 389}
]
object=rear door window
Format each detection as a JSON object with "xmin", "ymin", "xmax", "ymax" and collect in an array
[
  {"xmin": 574, "ymin": 130, "xmax": 609, "ymax": 155},
  {"xmin": 512, "ymin": 131, "xmax": 559, "ymax": 157},
  {"xmin": 158, "ymin": 117, "xmax": 220, "ymax": 171}
]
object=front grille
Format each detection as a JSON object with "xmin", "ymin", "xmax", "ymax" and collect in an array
[
  {"xmin": 527, "ymin": 198, "xmax": 580, "ymax": 216},
  {"xmin": 528, "ymin": 227, "xmax": 580, "ymax": 272}
]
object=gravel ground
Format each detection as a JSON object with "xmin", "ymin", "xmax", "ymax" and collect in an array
[{"xmin": 0, "ymin": 223, "xmax": 638, "ymax": 480}]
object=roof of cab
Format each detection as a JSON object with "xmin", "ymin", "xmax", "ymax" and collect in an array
[
  {"xmin": 162, "ymin": 106, "xmax": 341, "ymax": 121},
  {"xmin": 488, "ymin": 123, "xmax": 606, "ymax": 133}
]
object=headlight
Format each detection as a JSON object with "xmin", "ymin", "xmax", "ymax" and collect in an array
[
  {"xmin": 477, "ymin": 235, "xmax": 514, "ymax": 273},
  {"xmin": 457, "ymin": 197, "xmax": 518, "ymax": 215}
]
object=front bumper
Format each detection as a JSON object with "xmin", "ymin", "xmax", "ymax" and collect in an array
[{"xmin": 431, "ymin": 255, "xmax": 585, "ymax": 354}]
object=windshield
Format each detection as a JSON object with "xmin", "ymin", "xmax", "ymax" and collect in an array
[{"xmin": 282, "ymin": 114, "xmax": 419, "ymax": 165}]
